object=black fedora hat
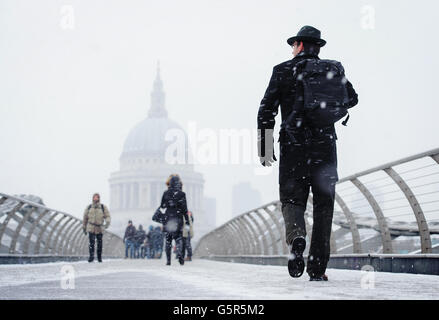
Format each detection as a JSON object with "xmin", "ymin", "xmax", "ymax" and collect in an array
[{"xmin": 287, "ymin": 25, "xmax": 326, "ymax": 47}]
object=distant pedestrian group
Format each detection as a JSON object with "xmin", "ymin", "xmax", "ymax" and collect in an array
[{"xmin": 123, "ymin": 221, "xmax": 165, "ymax": 259}]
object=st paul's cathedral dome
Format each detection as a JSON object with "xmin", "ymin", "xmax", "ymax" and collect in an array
[{"xmin": 108, "ymin": 64, "xmax": 211, "ymax": 241}]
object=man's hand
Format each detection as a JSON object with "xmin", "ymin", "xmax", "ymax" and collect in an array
[
  {"xmin": 260, "ymin": 154, "xmax": 277, "ymax": 167},
  {"xmin": 258, "ymin": 129, "xmax": 277, "ymax": 167},
  {"xmin": 184, "ymin": 225, "xmax": 190, "ymax": 231},
  {"xmin": 82, "ymin": 228, "xmax": 87, "ymax": 235}
]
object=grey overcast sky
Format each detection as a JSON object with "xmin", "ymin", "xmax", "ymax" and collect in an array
[{"xmin": 1, "ymin": 0, "xmax": 438, "ymax": 225}]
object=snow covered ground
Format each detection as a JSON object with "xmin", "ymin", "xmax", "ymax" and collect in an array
[{"xmin": 0, "ymin": 258, "xmax": 437, "ymax": 300}]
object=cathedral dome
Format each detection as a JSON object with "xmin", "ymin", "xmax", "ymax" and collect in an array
[
  {"xmin": 120, "ymin": 62, "xmax": 188, "ymax": 160},
  {"xmin": 109, "ymin": 63, "xmax": 210, "ymax": 241},
  {"xmin": 122, "ymin": 117, "xmax": 186, "ymax": 158}
]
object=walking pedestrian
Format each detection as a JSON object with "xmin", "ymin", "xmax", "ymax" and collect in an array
[
  {"xmin": 123, "ymin": 220, "xmax": 136, "ymax": 259},
  {"xmin": 146, "ymin": 225, "xmax": 155, "ymax": 259},
  {"xmin": 257, "ymin": 25, "xmax": 358, "ymax": 281},
  {"xmin": 153, "ymin": 226, "xmax": 164, "ymax": 259},
  {"xmin": 134, "ymin": 224, "xmax": 146, "ymax": 258},
  {"xmin": 82, "ymin": 193, "xmax": 111, "ymax": 263},
  {"xmin": 159, "ymin": 174, "xmax": 190, "ymax": 266}
]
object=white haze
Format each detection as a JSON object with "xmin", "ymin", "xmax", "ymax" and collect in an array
[{"xmin": 0, "ymin": 0, "xmax": 438, "ymax": 226}]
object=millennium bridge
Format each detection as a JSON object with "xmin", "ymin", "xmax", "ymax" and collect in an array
[{"xmin": 0, "ymin": 148, "xmax": 438, "ymax": 299}]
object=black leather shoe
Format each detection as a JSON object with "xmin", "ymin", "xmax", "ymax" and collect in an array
[
  {"xmin": 288, "ymin": 236, "xmax": 306, "ymax": 278},
  {"xmin": 166, "ymin": 261, "xmax": 171, "ymax": 266},
  {"xmin": 88, "ymin": 257, "xmax": 94, "ymax": 263},
  {"xmin": 179, "ymin": 257, "xmax": 185, "ymax": 265},
  {"xmin": 309, "ymin": 274, "xmax": 329, "ymax": 281}
]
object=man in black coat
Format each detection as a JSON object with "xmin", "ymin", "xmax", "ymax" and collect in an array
[{"xmin": 257, "ymin": 26, "xmax": 358, "ymax": 281}]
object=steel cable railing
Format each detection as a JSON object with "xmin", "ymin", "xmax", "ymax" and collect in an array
[
  {"xmin": 0, "ymin": 193, "xmax": 124, "ymax": 257},
  {"xmin": 195, "ymin": 148, "xmax": 439, "ymax": 257}
]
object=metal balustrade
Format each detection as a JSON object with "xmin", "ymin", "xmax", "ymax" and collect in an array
[
  {"xmin": 0, "ymin": 193, "xmax": 124, "ymax": 258},
  {"xmin": 195, "ymin": 148, "xmax": 439, "ymax": 257}
]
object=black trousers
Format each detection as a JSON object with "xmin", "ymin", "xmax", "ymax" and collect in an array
[
  {"xmin": 165, "ymin": 230, "xmax": 183, "ymax": 262},
  {"xmin": 279, "ymin": 127, "xmax": 338, "ymax": 277},
  {"xmin": 182, "ymin": 236, "xmax": 192, "ymax": 258},
  {"xmin": 88, "ymin": 232, "xmax": 103, "ymax": 260}
]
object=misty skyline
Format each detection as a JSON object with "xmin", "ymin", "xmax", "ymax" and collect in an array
[{"xmin": 1, "ymin": 0, "xmax": 438, "ymax": 226}]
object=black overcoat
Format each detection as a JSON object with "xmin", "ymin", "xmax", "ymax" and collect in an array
[
  {"xmin": 257, "ymin": 52, "xmax": 358, "ymax": 185},
  {"xmin": 160, "ymin": 178, "xmax": 189, "ymax": 233}
]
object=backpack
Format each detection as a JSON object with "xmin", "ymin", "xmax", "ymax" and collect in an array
[
  {"xmin": 88, "ymin": 204, "xmax": 104, "ymax": 212},
  {"xmin": 294, "ymin": 58, "xmax": 351, "ymax": 128}
]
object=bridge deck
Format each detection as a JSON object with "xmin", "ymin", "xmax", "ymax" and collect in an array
[{"xmin": 0, "ymin": 259, "xmax": 437, "ymax": 300}]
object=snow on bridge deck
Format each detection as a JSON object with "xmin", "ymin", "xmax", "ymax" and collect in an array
[{"xmin": 0, "ymin": 259, "xmax": 437, "ymax": 300}]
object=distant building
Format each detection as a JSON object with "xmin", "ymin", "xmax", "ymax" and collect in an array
[
  {"xmin": 232, "ymin": 182, "xmax": 262, "ymax": 217},
  {"xmin": 108, "ymin": 63, "xmax": 212, "ymax": 242}
]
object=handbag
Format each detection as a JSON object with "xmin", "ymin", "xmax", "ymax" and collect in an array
[{"xmin": 152, "ymin": 207, "xmax": 167, "ymax": 224}]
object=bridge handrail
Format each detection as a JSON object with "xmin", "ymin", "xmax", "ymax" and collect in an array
[
  {"xmin": 338, "ymin": 147, "xmax": 439, "ymax": 183},
  {"xmin": 194, "ymin": 147, "xmax": 439, "ymax": 257},
  {"xmin": 0, "ymin": 192, "xmax": 124, "ymax": 257},
  {"xmin": 0, "ymin": 192, "xmax": 81, "ymax": 222}
]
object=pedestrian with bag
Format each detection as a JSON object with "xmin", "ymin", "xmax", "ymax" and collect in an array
[
  {"xmin": 154, "ymin": 174, "xmax": 190, "ymax": 266},
  {"xmin": 257, "ymin": 25, "xmax": 358, "ymax": 281}
]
